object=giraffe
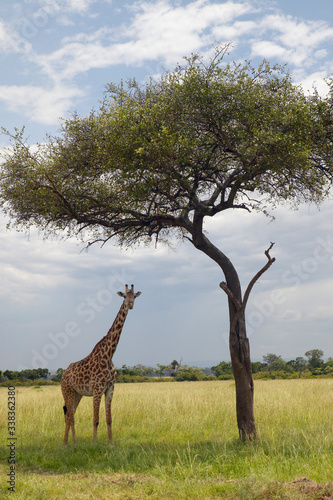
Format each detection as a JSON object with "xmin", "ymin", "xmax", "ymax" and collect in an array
[{"xmin": 61, "ymin": 284, "xmax": 141, "ymax": 445}]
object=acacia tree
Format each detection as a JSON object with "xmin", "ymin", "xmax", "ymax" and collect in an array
[
  {"xmin": 304, "ymin": 349, "xmax": 324, "ymax": 370},
  {"xmin": 1, "ymin": 47, "xmax": 333, "ymax": 440}
]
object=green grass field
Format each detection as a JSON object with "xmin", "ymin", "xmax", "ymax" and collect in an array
[{"xmin": 1, "ymin": 379, "xmax": 333, "ymax": 499}]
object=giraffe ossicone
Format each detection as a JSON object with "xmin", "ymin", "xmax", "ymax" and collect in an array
[{"xmin": 61, "ymin": 284, "xmax": 141, "ymax": 445}]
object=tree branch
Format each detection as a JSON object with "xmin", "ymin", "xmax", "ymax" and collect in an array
[
  {"xmin": 219, "ymin": 281, "xmax": 242, "ymax": 310},
  {"xmin": 242, "ymin": 242, "xmax": 276, "ymax": 309},
  {"xmin": 219, "ymin": 243, "xmax": 275, "ymax": 335}
]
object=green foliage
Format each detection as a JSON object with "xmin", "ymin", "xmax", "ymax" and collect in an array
[
  {"xmin": 305, "ymin": 349, "xmax": 324, "ymax": 370},
  {"xmin": 252, "ymin": 351, "xmax": 332, "ymax": 379},
  {"xmin": 325, "ymin": 359, "xmax": 333, "ymax": 373},
  {"xmin": 118, "ymin": 364, "xmax": 155, "ymax": 377},
  {"xmin": 0, "ymin": 379, "xmax": 58, "ymax": 387},
  {"xmin": 155, "ymin": 363, "xmax": 168, "ymax": 377},
  {"xmin": 51, "ymin": 368, "xmax": 65, "ymax": 382},
  {"xmin": 174, "ymin": 365, "xmax": 207, "ymax": 381},
  {"xmin": 268, "ymin": 360, "xmax": 292, "ymax": 373},
  {"xmin": 263, "ymin": 353, "xmax": 282, "ymax": 365},
  {"xmin": 2, "ymin": 368, "xmax": 49, "ymax": 381},
  {"xmin": 251, "ymin": 361, "xmax": 267, "ymax": 373},
  {"xmin": 211, "ymin": 361, "xmax": 233, "ymax": 379},
  {"xmin": 1, "ymin": 46, "xmax": 332, "ymax": 247},
  {"xmin": 115, "ymin": 374, "xmax": 152, "ymax": 384},
  {"xmin": 287, "ymin": 357, "xmax": 307, "ymax": 374},
  {"xmin": 169, "ymin": 359, "xmax": 180, "ymax": 377}
]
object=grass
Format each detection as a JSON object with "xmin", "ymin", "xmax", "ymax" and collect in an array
[{"xmin": 1, "ymin": 379, "xmax": 333, "ymax": 499}]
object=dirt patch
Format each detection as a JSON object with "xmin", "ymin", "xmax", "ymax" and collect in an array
[{"xmin": 285, "ymin": 477, "xmax": 333, "ymax": 499}]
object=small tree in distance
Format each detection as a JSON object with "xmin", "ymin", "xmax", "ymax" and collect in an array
[
  {"xmin": 156, "ymin": 364, "xmax": 168, "ymax": 378},
  {"xmin": 1, "ymin": 45, "xmax": 333, "ymax": 440},
  {"xmin": 305, "ymin": 349, "xmax": 324, "ymax": 370},
  {"xmin": 263, "ymin": 354, "xmax": 283, "ymax": 366},
  {"xmin": 169, "ymin": 360, "xmax": 180, "ymax": 377}
]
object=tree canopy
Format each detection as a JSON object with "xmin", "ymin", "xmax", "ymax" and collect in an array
[
  {"xmin": 304, "ymin": 349, "xmax": 324, "ymax": 368},
  {"xmin": 1, "ymin": 46, "xmax": 332, "ymax": 247}
]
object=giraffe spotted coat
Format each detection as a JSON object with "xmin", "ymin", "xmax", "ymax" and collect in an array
[{"xmin": 61, "ymin": 284, "xmax": 141, "ymax": 445}]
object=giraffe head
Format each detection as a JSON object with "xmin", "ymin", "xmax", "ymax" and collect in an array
[{"xmin": 117, "ymin": 284, "xmax": 141, "ymax": 309}]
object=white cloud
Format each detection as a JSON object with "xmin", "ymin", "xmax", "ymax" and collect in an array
[
  {"xmin": 117, "ymin": 0, "xmax": 254, "ymax": 65},
  {"xmin": 36, "ymin": 41, "xmax": 121, "ymax": 82},
  {"xmin": 264, "ymin": 15, "xmax": 333, "ymax": 49},
  {"xmin": 251, "ymin": 40, "xmax": 287, "ymax": 59},
  {"xmin": 0, "ymin": 84, "xmax": 85, "ymax": 124},
  {"xmin": 0, "ymin": 19, "xmax": 32, "ymax": 54},
  {"xmin": 65, "ymin": 0, "xmax": 97, "ymax": 13},
  {"xmin": 29, "ymin": 1, "xmax": 333, "ymax": 92},
  {"xmin": 15, "ymin": 1, "xmax": 331, "ymax": 125},
  {"xmin": 212, "ymin": 19, "xmax": 257, "ymax": 40},
  {"xmin": 0, "ymin": 20, "xmax": 16, "ymax": 52},
  {"xmin": 297, "ymin": 71, "xmax": 330, "ymax": 96},
  {"xmin": 251, "ymin": 14, "xmax": 333, "ymax": 68},
  {"xmin": 61, "ymin": 26, "xmax": 112, "ymax": 44},
  {"xmin": 41, "ymin": 0, "xmax": 100, "ymax": 15},
  {"xmin": 33, "ymin": 0, "xmax": 255, "ymax": 83}
]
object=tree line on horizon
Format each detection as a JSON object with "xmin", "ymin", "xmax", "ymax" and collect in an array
[{"xmin": 1, "ymin": 349, "xmax": 332, "ymax": 385}]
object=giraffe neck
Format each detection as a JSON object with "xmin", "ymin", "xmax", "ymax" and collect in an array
[{"xmin": 104, "ymin": 301, "xmax": 129, "ymax": 360}]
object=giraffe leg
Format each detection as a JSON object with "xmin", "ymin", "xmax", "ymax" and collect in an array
[
  {"xmin": 63, "ymin": 405, "xmax": 71, "ymax": 446},
  {"xmin": 62, "ymin": 390, "xmax": 76, "ymax": 446},
  {"xmin": 69, "ymin": 392, "xmax": 82, "ymax": 444},
  {"xmin": 73, "ymin": 392, "xmax": 82, "ymax": 414},
  {"xmin": 105, "ymin": 383, "xmax": 115, "ymax": 444},
  {"xmin": 92, "ymin": 392, "xmax": 102, "ymax": 443}
]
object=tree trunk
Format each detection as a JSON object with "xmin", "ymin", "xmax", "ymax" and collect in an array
[
  {"xmin": 190, "ymin": 230, "xmax": 256, "ymax": 439},
  {"xmin": 229, "ymin": 304, "xmax": 256, "ymax": 440},
  {"xmin": 221, "ymin": 272, "xmax": 257, "ymax": 440},
  {"xmin": 189, "ymin": 219, "xmax": 275, "ymax": 440},
  {"xmin": 220, "ymin": 244, "xmax": 275, "ymax": 440}
]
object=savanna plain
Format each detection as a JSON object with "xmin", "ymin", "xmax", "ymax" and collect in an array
[{"xmin": 1, "ymin": 379, "xmax": 333, "ymax": 499}]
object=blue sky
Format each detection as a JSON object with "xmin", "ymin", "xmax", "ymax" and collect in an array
[{"xmin": 1, "ymin": 0, "xmax": 333, "ymax": 372}]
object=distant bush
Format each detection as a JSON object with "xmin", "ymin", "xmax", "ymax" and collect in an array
[
  {"xmin": 300, "ymin": 369, "xmax": 313, "ymax": 379},
  {"xmin": 253, "ymin": 371, "xmax": 298, "ymax": 380},
  {"xmin": 217, "ymin": 374, "xmax": 234, "ymax": 380},
  {"xmin": 0, "ymin": 379, "xmax": 59, "ymax": 387},
  {"xmin": 175, "ymin": 366, "xmax": 209, "ymax": 382}
]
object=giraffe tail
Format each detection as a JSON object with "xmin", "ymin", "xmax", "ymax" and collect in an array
[{"xmin": 63, "ymin": 405, "xmax": 67, "ymax": 415}]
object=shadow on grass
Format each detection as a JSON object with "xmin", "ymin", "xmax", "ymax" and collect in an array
[
  {"xmin": 6, "ymin": 437, "xmax": 333, "ymax": 500},
  {"xmin": 15, "ymin": 437, "xmax": 246, "ymax": 476}
]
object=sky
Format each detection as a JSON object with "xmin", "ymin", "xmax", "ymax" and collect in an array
[{"xmin": 1, "ymin": 0, "xmax": 333, "ymax": 372}]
